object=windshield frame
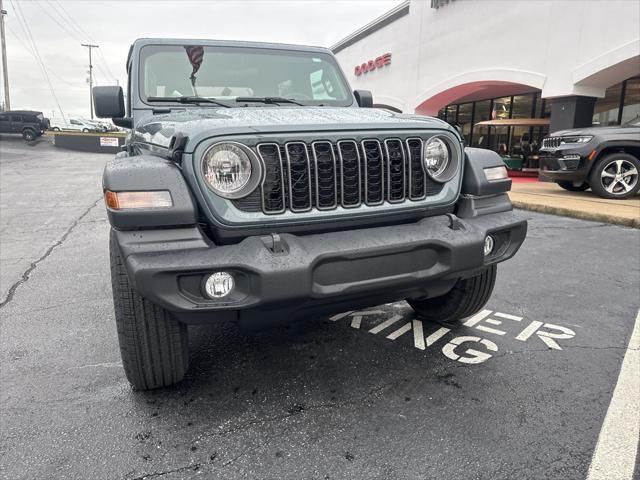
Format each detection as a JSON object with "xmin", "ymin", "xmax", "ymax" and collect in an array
[{"xmin": 138, "ymin": 44, "xmax": 355, "ymax": 108}]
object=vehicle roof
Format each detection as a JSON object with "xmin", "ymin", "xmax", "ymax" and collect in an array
[
  {"xmin": 126, "ymin": 38, "xmax": 332, "ymax": 67},
  {"xmin": 2, "ymin": 110, "xmax": 43, "ymax": 115}
]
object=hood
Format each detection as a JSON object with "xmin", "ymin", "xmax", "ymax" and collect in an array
[
  {"xmin": 133, "ymin": 107, "xmax": 453, "ymax": 151},
  {"xmin": 550, "ymin": 125, "xmax": 639, "ymax": 137}
]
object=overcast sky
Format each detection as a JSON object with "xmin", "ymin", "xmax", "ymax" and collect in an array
[{"xmin": 1, "ymin": 0, "xmax": 402, "ymax": 119}]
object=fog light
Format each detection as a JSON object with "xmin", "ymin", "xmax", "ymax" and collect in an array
[
  {"xmin": 204, "ymin": 272, "xmax": 234, "ymax": 298},
  {"xmin": 484, "ymin": 236, "xmax": 495, "ymax": 256}
]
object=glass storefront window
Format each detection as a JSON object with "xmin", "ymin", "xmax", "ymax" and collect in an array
[
  {"xmin": 593, "ymin": 82, "xmax": 623, "ymax": 126},
  {"xmin": 511, "ymin": 94, "xmax": 534, "ymax": 118},
  {"xmin": 446, "ymin": 105, "xmax": 457, "ymax": 124},
  {"xmin": 492, "ymin": 96, "xmax": 511, "ymax": 120},
  {"xmin": 471, "ymin": 100, "xmax": 491, "ymax": 148},
  {"xmin": 457, "ymin": 103, "xmax": 473, "ymax": 144},
  {"xmin": 621, "ymin": 77, "xmax": 640, "ymax": 125}
]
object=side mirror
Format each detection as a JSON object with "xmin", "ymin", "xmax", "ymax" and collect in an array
[
  {"xmin": 354, "ymin": 90, "xmax": 373, "ymax": 108},
  {"xmin": 93, "ymin": 86, "xmax": 125, "ymax": 118}
]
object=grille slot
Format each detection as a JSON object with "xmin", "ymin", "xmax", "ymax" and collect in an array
[
  {"xmin": 337, "ymin": 140, "xmax": 362, "ymax": 208},
  {"xmin": 285, "ymin": 142, "xmax": 313, "ymax": 212},
  {"xmin": 384, "ymin": 139, "xmax": 406, "ymax": 203},
  {"xmin": 257, "ymin": 143, "xmax": 286, "ymax": 213},
  {"xmin": 405, "ymin": 138, "xmax": 426, "ymax": 200},
  {"xmin": 312, "ymin": 141, "xmax": 338, "ymax": 210},
  {"xmin": 362, "ymin": 139, "xmax": 384, "ymax": 205}
]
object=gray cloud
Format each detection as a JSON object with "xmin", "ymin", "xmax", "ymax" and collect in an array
[{"xmin": 2, "ymin": 0, "xmax": 401, "ymax": 118}]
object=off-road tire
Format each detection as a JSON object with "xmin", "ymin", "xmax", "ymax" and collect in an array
[
  {"xmin": 589, "ymin": 153, "xmax": 640, "ymax": 199},
  {"xmin": 407, "ymin": 265, "xmax": 497, "ymax": 324},
  {"xmin": 22, "ymin": 129, "xmax": 36, "ymax": 141},
  {"xmin": 110, "ymin": 231, "xmax": 189, "ymax": 390},
  {"xmin": 556, "ymin": 181, "xmax": 589, "ymax": 192}
]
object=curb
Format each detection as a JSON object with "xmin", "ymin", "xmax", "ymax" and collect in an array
[{"xmin": 512, "ymin": 200, "xmax": 640, "ymax": 229}]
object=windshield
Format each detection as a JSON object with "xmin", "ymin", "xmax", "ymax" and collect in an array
[{"xmin": 139, "ymin": 44, "xmax": 352, "ymax": 107}]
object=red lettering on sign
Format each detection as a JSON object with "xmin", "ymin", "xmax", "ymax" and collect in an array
[{"xmin": 353, "ymin": 53, "xmax": 392, "ymax": 76}]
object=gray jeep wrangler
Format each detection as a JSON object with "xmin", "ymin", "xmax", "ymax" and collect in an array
[{"xmin": 93, "ymin": 38, "xmax": 527, "ymax": 390}]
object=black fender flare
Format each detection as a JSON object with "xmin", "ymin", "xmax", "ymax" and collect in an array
[
  {"xmin": 103, "ymin": 155, "xmax": 197, "ymax": 229},
  {"xmin": 457, "ymin": 148, "xmax": 513, "ymax": 218}
]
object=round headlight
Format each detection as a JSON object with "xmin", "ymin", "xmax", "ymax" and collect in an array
[
  {"xmin": 202, "ymin": 142, "xmax": 259, "ymax": 198},
  {"xmin": 423, "ymin": 137, "xmax": 450, "ymax": 181}
]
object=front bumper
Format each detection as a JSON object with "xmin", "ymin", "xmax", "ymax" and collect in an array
[
  {"xmin": 538, "ymin": 146, "xmax": 593, "ymax": 182},
  {"xmin": 114, "ymin": 211, "xmax": 527, "ymax": 326}
]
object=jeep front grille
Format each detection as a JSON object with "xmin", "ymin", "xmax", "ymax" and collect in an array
[
  {"xmin": 233, "ymin": 138, "xmax": 444, "ymax": 214},
  {"xmin": 542, "ymin": 137, "xmax": 562, "ymax": 149}
]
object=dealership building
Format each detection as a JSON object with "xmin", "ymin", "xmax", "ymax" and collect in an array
[{"xmin": 332, "ymin": 0, "xmax": 640, "ymax": 157}]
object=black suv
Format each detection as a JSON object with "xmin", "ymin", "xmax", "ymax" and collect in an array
[
  {"xmin": 0, "ymin": 110, "xmax": 49, "ymax": 141},
  {"xmin": 539, "ymin": 121, "xmax": 640, "ymax": 199}
]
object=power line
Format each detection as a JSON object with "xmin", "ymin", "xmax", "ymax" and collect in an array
[
  {"xmin": 5, "ymin": 23, "xmax": 84, "ymax": 89},
  {"xmin": 51, "ymin": 0, "xmax": 92, "ymax": 40},
  {"xmin": 37, "ymin": 0, "xmax": 84, "ymax": 44},
  {"xmin": 9, "ymin": 0, "xmax": 65, "ymax": 120},
  {"xmin": 34, "ymin": 0, "xmax": 110, "ymax": 86},
  {"xmin": 49, "ymin": 0, "xmax": 118, "ymax": 83}
]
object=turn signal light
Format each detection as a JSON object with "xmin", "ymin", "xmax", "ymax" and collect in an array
[
  {"xmin": 484, "ymin": 165, "xmax": 508, "ymax": 182},
  {"xmin": 104, "ymin": 190, "xmax": 173, "ymax": 210}
]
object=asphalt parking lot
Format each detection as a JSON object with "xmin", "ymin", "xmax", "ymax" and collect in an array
[{"xmin": 1, "ymin": 136, "xmax": 639, "ymax": 480}]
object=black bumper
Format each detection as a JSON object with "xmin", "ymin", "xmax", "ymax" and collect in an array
[
  {"xmin": 114, "ymin": 211, "xmax": 527, "ymax": 326},
  {"xmin": 538, "ymin": 147, "xmax": 592, "ymax": 182}
]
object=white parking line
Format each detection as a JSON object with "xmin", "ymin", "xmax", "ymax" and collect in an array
[
  {"xmin": 368, "ymin": 314, "xmax": 403, "ymax": 334},
  {"xmin": 587, "ymin": 309, "xmax": 640, "ymax": 480},
  {"xmin": 494, "ymin": 312, "xmax": 523, "ymax": 321},
  {"xmin": 412, "ymin": 320, "xmax": 425, "ymax": 350},
  {"xmin": 386, "ymin": 322, "xmax": 412, "ymax": 340}
]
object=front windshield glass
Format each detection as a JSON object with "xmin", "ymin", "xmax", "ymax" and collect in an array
[{"xmin": 139, "ymin": 44, "xmax": 352, "ymax": 107}]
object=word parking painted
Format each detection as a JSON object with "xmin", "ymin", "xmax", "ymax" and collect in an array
[{"xmin": 330, "ymin": 308, "xmax": 577, "ymax": 365}]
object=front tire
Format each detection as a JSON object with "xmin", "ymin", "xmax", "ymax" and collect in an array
[
  {"xmin": 407, "ymin": 265, "xmax": 497, "ymax": 324},
  {"xmin": 22, "ymin": 129, "xmax": 36, "ymax": 141},
  {"xmin": 82, "ymin": 128, "xmax": 90, "ymax": 133},
  {"xmin": 589, "ymin": 153, "xmax": 640, "ymax": 199},
  {"xmin": 110, "ymin": 232, "xmax": 189, "ymax": 390},
  {"xmin": 556, "ymin": 180, "xmax": 590, "ymax": 192}
]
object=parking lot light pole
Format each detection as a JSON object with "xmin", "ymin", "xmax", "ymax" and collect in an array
[
  {"xmin": 81, "ymin": 43, "xmax": 98, "ymax": 119},
  {"xmin": 0, "ymin": 0, "xmax": 10, "ymax": 111}
]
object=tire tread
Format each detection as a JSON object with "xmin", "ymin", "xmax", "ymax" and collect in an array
[
  {"xmin": 407, "ymin": 265, "xmax": 497, "ymax": 323},
  {"xmin": 110, "ymin": 231, "xmax": 188, "ymax": 390}
]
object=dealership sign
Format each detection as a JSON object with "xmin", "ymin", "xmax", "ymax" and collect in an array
[{"xmin": 354, "ymin": 53, "xmax": 392, "ymax": 76}]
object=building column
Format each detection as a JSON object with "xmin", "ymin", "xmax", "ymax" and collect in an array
[{"xmin": 549, "ymin": 96, "xmax": 597, "ymax": 133}]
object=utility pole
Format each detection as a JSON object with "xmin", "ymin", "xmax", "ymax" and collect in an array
[
  {"xmin": 0, "ymin": 0, "xmax": 10, "ymax": 111},
  {"xmin": 81, "ymin": 43, "xmax": 98, "ymax": 118}
]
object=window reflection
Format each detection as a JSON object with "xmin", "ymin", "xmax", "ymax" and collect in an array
[
  {"xmin": 472, "ymin": 100, "xmax": 491, "ymax": 148},
  {"xmin": 621, "ymin": 78, "xmax": 640, "ymax": 125},
  {"xmin": 593, "ymin": 82, "xmax": 622, "ymax": 126},
  {"xmin": 457, "ymin": 103, "xmax": 473, "ymax": 144}
]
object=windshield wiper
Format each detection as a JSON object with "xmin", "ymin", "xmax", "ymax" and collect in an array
[
  {"xmin": 235, "ymin": 96, "xmax": 305, "ymax": 106},
  {"xmin": 147, "ymin": 96, "xmax": 233, "ymax": 108}
]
